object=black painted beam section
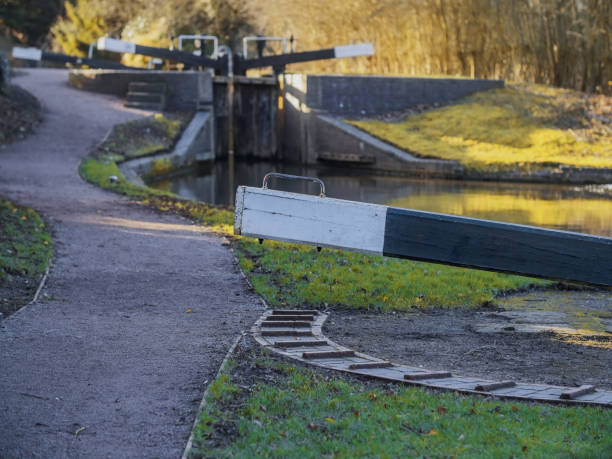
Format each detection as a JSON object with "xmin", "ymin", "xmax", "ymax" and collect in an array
[
  {"xmin": 133, "ymin": 44, "xmax": 224, "ymax": 69},
  {"xmin": 382, "ymin": 207, "xmax": 612, "ymax": 286},
  {"xmin": 41, "ymin": 52, "xmax": 138, "ymax": 70},
  {"xmin": 240, "ymin": 48, "xmax": 336, "ymax": 71}
]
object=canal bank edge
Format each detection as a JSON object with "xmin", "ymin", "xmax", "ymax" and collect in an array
[
  {"xmin": 118, "ymin": 111, "xmax": 214, "ymax": 186},
  {"xmin": 70, "ymin": 70, "xmax": 612, "ymax": 184}
]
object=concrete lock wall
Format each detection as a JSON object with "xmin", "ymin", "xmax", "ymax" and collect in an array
[
  {"xmin": 303, "ymin": 74, "xmax": 504, "ymax": 116},
  {"xmin": 281, "ymin": 74, "xmax": 504, "ymax": 176},
  {"xmin": 68, "ymin": 69, "xmax": 213, "ymax": 110}
]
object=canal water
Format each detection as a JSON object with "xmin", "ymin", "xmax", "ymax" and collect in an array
[{"xmin": 147, "ymin": 160, "xmax": 612, "ymax": 237}]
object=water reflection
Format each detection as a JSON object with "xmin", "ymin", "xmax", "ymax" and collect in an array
[{"xmin": 147, "ymin": 159, "xmax": 612, "ymax": 237}]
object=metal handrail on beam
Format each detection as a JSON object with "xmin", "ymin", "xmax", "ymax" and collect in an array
[{"xmin": 177, "ymin": 35, "xmax": 219, "ymax": 59}]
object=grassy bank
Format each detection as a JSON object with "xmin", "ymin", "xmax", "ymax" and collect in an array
[
  {"xmin": 0, "ymin": 199, "xmax": 52, "ymax": 317},
  {"xmin": 0, "ymin": 84, "xmax": 41, "ymax": 148},
  {"xmin": 80, "ymin": 112, "xmax": 190, "ymax": 198},
  {"xmin": 236, "ymin": 239, "xmax": 546, "ymax": 310},
  {"xmin": 349, "ymin": 84, "xmax": 612, "ymax": 173},
  {"xmin": 187, "ymin": 341, "xmax": 612, "ymax": 458},
  {"xmin": 80, "ymin": 113, "xmax": 545, "ymax": 311}
]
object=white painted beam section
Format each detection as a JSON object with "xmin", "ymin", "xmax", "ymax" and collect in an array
[
  {"xmin": 12, "ymin": 47, "xmax": 42, "ymax": 61},
  {"xmin": 334, "ymin": 43, "xmax": 374, "ymax": 58},
  {"xmin": 97, "ymin": 37, "xmax": 136, "ymax": 54},
  {"xmin": 235, "ymin": 186, "xmax": 385, "ymax": 255}
]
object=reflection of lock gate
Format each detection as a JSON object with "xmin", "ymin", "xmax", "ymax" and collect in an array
[{"xmin": 235, "ymin": 173, "xmax": 612, "ymax": 287}]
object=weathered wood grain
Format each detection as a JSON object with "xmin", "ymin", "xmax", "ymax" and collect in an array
[{"xmin": 383, "ymin": 207, "xmax": 612, "ymax": 286}]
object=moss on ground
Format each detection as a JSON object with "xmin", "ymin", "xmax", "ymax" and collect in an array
[
  {"xmin": 188, "ymin": 342, "xmax": 612, "ymax": 458},
  {"xmin": 349, "ymin": 84, "xmax": 612, "ymax": 173},
  {"xmin": 0, "ymin": 199, "xmax": 52, "ymax": 316},
  {"xmin": 97, "ymin": 112, "xmax": 189, "ymax": 161}
]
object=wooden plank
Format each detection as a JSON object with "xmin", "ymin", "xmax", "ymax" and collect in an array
[
  {"xmin": 404, "ymin": 371, "xmax": 452, "ymax": 380},
  {"xmin": 274, "ymin": 340, "xmax": 328, "ymax": 348},
  {"xmin": 272, "ymin": 310, "xmax": 319, "ymax": 315},
  {"xmin": 348, "ymin": 361, "xmax": 393, "ymax": 370},
  {"xmin": 261, "ymin": 321, "xmax": 311, "ymax": 328},
  {"xmin": 266, "ymin": 315, "xmax": 315, "ymax": 321},
  {"xmin": 235, "ymin": 186, "xmax": 612, "ymax": 286},
  {"xmin": 560, "ymin": 385, "xmax": 596, "ymax": 400},
  {"xmin": 261, "ymin": 330, "xmax": 313, "ymax": 337},
  {"xmin": 234, "ymin": 187, "xmax": 386, "ymax": 255},
  {"xmin": 240, "ymin": 44, "xmax": 372, "ymax": 71},
  {"xmin": 302, "ymin": 350, "xmax": 355, "ymax": 359},
  {"xmin": 474, "ymin": 381, "xmax": 516, "ymax": 391},
  {"xmin": 383, "ymin": 207, "xmax": 612, "ymax": 286}
]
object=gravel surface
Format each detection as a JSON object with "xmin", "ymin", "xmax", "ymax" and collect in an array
[{"xmin": 0, "ymin": 69, "xmax": 262, "ymax": 459}]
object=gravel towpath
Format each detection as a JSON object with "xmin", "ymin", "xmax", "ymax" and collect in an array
[{"xmin": 0, "ymin": 69, "xmax": 262, "ymax": 458}]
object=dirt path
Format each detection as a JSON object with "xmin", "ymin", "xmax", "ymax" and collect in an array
[
  {"xmin": 0, "ymin": 69, "xmax": 262, "ymax": 458},
  {"xmin": 324, "ymin": 295, "xmax": 612, "ymax": 392}
]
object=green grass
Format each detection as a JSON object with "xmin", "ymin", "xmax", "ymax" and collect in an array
[
  {"xmin": 349, "ymin": 84, "xmax": 612, "ymax": 173},
  {"xmin": 80, "ymin": 113, "xmax": 549, "ymax": 311},
  {"xmin": 100, "ymin": 112, "xmax": 188, "ymax": 160},
  {"xmin": 236, "ymin": 239, "xmax": 547, "ymax": 310},
  {"xmin": 0, "ymin": 199, "xmax": 51, "ymax": 282},
  {"xmin": 190, "ymin": 350, "xmax": 612, "ymax": 458}
]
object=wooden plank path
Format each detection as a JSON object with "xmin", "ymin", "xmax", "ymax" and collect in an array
[
  {"xmin": 234, "ymin": 186, "xmax": 612, "ymax": 286},
  {"xmin": 252, "ymin": 310, "xmax": 612, "ymax": 407}
]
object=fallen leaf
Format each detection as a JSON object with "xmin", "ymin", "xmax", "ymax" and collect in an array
[
  {"xmin": 186, "ymin": 309, "xmax": 193, "ymax": 313},
  {"xmin": 325, "ymin": 417, "xmax": 336, "ymax": 424},
  {"xmin": 437, "ymin": 406, "xmax": 446, "ymax": 415},
  {"xmin": 307, "ymin": 422, "xmax": 318, "ymax": 431},
  {"xmin": 427, "ymin": 429, "xmax": 439, "ymax": 436},
  {"xmin": 367, "ymin": 392, "xmax": 377, "ymax": 400}
]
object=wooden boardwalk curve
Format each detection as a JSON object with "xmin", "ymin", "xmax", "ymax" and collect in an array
[{"xmin": 252, "ymin": 310, "xmax": 612, "ymax": 407}]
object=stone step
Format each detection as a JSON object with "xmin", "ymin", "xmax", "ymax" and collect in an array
[
  {"xmin": 124, "ymin": 101, "xmax": 165, "ymax": 111},
  {"xmin": 128, "ymin": 82, "xmax": 167, "ymax": 93},
  {"xmin": 126, "ymin": 92, "xmax": 165, "ymax": 103}
]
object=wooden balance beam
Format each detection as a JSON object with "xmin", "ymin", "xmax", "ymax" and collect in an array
[{"xmin": 234, "ymin": 174, "xmax": 612, "ymax": 287}]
